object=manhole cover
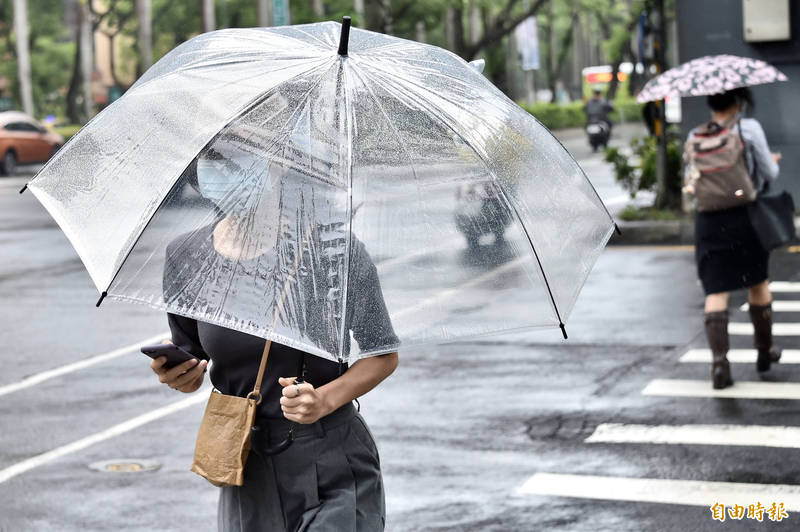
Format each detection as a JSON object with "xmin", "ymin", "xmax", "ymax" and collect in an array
[{"xmin": 89, "ymin": 459, "xmax": 161, "ymax": 473}]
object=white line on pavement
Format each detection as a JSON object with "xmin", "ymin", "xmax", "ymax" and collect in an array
[
  {"xmin": 740, "ymin": 301, "xmax": 800, "ymax": 312},
  {"xmin": 642, "ymin": 379, "xmax": 800, "ymax": 400},
  {"xmin": 0, "ymin": 388, "xmax": 209, "ymax": 484},
  {"xmin": 729, "ymin": 322, "xmax": 800, "ymax": 336},
  {"xmin": 0, "ymin": 332, "xmax": 169, "ymax": 398},
  {"xmin": 769, "ymin": 282, "xmax": 800, "ymax": 293},
  {"xmin": 517, "ymin": 473, "xmax": 800, "ymax": 510},
  {"xmin": 586, "ymin": 423, "xmax": 800, "ymax": 449},
  {"xmin": 601, "ymin": 194, "xmax": 632, "ymax": 207},
  {"xmin": 0, "ymin": 253, "xmax": 533, "ymax": 482},
  {"xmin": 390, "ymin": 255, "xmax": 531, "ymax": 321},
  {"xmin": 679, "ymin": 349, "xmax": 800, "ymax": 364}
]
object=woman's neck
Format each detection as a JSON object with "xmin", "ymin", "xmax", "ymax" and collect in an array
[
  {"xmin": 711, "ymin": 107, "xmax": 739, "ymax": 125},
  {"xmin": 213, "ymin": 215, "xmax": 278, "ymax": 260}
]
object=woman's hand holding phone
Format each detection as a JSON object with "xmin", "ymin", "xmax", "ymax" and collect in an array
[{"xmin": 149, "ymin": 342, "xmax": 207, "ymax": 393}]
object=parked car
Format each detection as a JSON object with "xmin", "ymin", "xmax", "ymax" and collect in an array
[{"xmin": 0, "ymin": 111, "xmax": 64, "ymax": 175}]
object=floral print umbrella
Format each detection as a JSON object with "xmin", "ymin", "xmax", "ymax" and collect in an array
[{"xmin": 637, "ymin": 54, "xmax": 788, "ymax": 103}]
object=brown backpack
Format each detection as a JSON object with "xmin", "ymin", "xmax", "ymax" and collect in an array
[{"xmin": 684, "ymin": 118, "xmax": 755, "ymax": 212}]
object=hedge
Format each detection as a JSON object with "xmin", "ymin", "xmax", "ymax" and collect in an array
[
  {"xmin": 53, "ymin": 124, "xmax": 82, "ymax": 142},
  {"xmin": 518, "ymin": 100, "xmax": 644, "ymax": 131}
]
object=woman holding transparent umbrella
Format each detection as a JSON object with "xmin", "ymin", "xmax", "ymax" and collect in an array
[{"xmin": 150, "ymin": 139, "xmax": 399, "ymax": 531}]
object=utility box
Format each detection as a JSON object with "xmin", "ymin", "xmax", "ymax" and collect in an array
[{"xmin": 742, "ymin": 0, "xmax": 791, "ymax": 42}]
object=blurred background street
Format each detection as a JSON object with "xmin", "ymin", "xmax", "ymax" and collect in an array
[{"xmin": 4, "ymin": 126, "xmax": 800, "ymax": 531}]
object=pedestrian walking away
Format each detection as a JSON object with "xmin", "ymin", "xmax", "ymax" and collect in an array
[{"xmin": 684, "ymin": 87, "xmax": 783, "ymax": 389}]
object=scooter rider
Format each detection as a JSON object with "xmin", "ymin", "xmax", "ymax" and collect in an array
[{"xmin": 583, "ymin": 87, "xmax": 614, "ymax": 132}]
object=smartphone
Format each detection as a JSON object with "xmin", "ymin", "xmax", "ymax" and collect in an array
[{"xmin": 140, "ymin": 343, "xmax": 200, "ymax": 369}]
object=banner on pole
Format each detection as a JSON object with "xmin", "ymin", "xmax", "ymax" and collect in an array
[
  {"xmin": 515, "ymin": 17, "xmax": 540, "ymax": 71},
  {"xmin": 273, "ymin": 0, "xmax": 290, "ymax": 26}
]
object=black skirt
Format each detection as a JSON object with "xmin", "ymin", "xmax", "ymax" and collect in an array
[{"xmin": 695, "ymin": 205, "xmax": 769, "ymax": 295}]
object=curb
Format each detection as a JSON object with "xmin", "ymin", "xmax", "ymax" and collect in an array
[{"xmin": 609, "ymin": 219, "xmax": 695, "ymax": 246}]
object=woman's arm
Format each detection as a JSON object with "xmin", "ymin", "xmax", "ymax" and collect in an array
[
  {"xmin": 743, "ymin": 119, "xmax": 780, "ymax": 182},
  {"xmin": 149, "ymin": 313, "xmax": 209, "ymax": 393},
  {"xmin": 279, "ymin": 352, "xmax": 398, "ymax": 424}
]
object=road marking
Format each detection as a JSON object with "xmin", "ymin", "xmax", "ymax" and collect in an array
[
  {"xmin": 390, "ymin": 255, "xmax": 532, "ymax": 321},
  {"xmin": 679, "ymin": 349, "xmax": 800, "ymax": 364},
  {"xmin": 0, "ymin": 332, "xmax": 169, "ymax": 398},
  {"xmin": 586, "ymin": 423, "xmax": 800, "ymax": 449},
  {"xmin": 0, "ymin": 388, "xmax": 209, "ymax": 484},
  {"xmin": 729, "ymin": 322, "xmax": 800, "ymax": 336},
  {"xmin": 375, "ymin": 241, "xmax": 462, "ymax": 273},
  {"xmin": 769, "ymin": 282, "xmax": 800, "ymax": 293},
  {"xmin": 517, "ymin": 473, "xmax": 800, "ymax": 510},
  {"xmin": 602, "ymin": 194, "xmax": 631, "ymax": 207},
  {"xmin": 740, "ymin": 301, "xmax": 800, "ymax": 312},
  {"xmin": 642, "ymin": 379, "xmax": 800, "ymax": 400}
]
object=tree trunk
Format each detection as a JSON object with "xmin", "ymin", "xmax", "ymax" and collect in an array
[
  {"xmin": 136, "ymin": 0, "xmax": 152, "ymax": 75},
  {"xmin": 12, "ymin": 0, "xmax": 34, "ymax": 116},
  {"xmin": 312, "ymin": 0, "xmax": 324, "ymax": 18},
  {"xmin": 79, "ymin": 0, "xmax": 93, "ymax": 121},
  {"xmin": 257, "ymin": 0, "xmax": 271, "ymax": 26},
  {"xmin": 202, "ymin": 0, "xmax": 215, "ymax": 33},
  {"xmin": 353, "ymin": 0, "xmax": 364, "ymax": 25},
  {"xmin": 468, "ymin": 0, "xmax": 481, "ymax": 45},
  {"xmin": 380, "ymin": 0, "xmax": 392, "ymax": 34},
  {"xmin": 415, "ymin": 20, "xmax": 426, "ymax": 43},
  {"xmin": 451, "ymin": 5, "xmax": 465, "ymax": 57},
  {"xmin": 66, "ymin": 12, "xmax": 81, "ymax": 123}
]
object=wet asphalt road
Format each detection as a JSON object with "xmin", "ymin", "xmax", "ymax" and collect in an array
[{"xmin": 4, "ymin": 126, "xmax": 800, "ymax": 531}]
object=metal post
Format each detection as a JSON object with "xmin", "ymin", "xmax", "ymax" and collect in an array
[{"xmin": 653, "ymin": 0, "xmax": 670, "ymax": 209}]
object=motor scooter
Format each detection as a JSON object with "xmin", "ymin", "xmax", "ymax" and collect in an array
[{"xmin": 585, "ymin": 118, "xmax": 610, "ymax": 152}]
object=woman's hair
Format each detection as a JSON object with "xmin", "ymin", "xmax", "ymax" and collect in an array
[{"xmin": 707, "ymin": 87, "xmax": 754, "ymax": 112}]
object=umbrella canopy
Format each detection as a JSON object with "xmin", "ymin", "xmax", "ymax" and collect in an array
[
  {"xmin": 27, "ymin": 21, "xmax": 615, "ymax": 363},
  {"xmin": 637, "ymin": 54, "xmax": 788, "ymax": 103}
]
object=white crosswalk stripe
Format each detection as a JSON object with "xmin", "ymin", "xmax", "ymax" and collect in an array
[
  {"xmin": 729, "ymin": 322, "xmax": 800, "ymax": 335},
  {"xmin": 517, "ymin": 473, "xmax": 800, "ymax": 511},
  {"xmin": 769, "ymin": 282, "xmax": 800, "ymax": 293},
  {"xmin": 679, "ymin": 348, "xmax": 800, "ymax": 363},
  {"xmin": 642, "ymin": 379, "xmax": 800, "ymax": 400},
  {"xmin": 586, "ymin": 423, "xmax": 800, "ymax": 448},
  {"xmin": 740, "ymin": 301, "xmax": 800, "ymax": 312}
]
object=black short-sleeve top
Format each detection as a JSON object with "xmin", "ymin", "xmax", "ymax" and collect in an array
[{"xmin": 163, "ymin": 224, "xmax": 398, "ymax": 419}]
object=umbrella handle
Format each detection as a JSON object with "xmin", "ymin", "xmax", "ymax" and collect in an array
[{"xmin": 256, "ymin": 424, "xmax": 295, "ymax": 456}]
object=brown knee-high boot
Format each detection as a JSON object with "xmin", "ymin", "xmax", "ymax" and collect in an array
[
  {"xmin": 705, "ymin": 311, "xmax": 733, "ymax": 389},
  {"xmin": 749, "ymin": 302, "xmax": 782, "ymax": 372}
]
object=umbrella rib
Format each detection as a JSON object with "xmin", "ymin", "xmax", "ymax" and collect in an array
[
  {"xmin": 96, "ymin": 61, "xmax": 335, "ymax": 305},
  {"xmin": 360, "ymin": 67, "xmax": 572, "ymax": 338},
  {"xmin": 338, "ymin": 59, "xmax": 355, "ymax": 363}
]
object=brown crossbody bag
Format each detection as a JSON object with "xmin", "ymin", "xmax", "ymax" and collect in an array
[{"xmin": 190, "ymin": 243, "xmax": 304, "ymax": 487}]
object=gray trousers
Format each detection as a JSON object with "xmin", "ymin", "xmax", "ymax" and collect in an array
[{"xmin": 218, "ymin": 404, "xmax": 385, "ymax": 532}]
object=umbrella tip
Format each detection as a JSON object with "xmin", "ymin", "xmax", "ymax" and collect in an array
[
  {"xmin": 559, "ymin": 323, "xmax": 568, "ymax": 340},
  {"xmin": 614, "ymin": 223, "xmax": 622, "ymax": 236},
  {"xmin": 19, "ymin": 183, "xmax": 28, "ymax": 194},
  {"xmin": 96, "ymin": 291, "xmax": 107, "ymax": 307},
  {"xmin": 338, "ymin": 16, "xmax": 352, "ymax": 56}
]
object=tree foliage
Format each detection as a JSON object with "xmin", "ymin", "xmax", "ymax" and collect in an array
[{"xmin": 0, "ymin": 0, "xmax": 660, "ymax": 122}]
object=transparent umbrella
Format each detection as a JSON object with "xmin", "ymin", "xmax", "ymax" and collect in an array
[{"xmin": 25, "ymin": 19, "xmax": 615, "ymax": 364}]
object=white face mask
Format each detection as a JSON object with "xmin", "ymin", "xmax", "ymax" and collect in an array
[{"xmin": 196, "ymin": 155, "xmax": 272, "ymax": 213}]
